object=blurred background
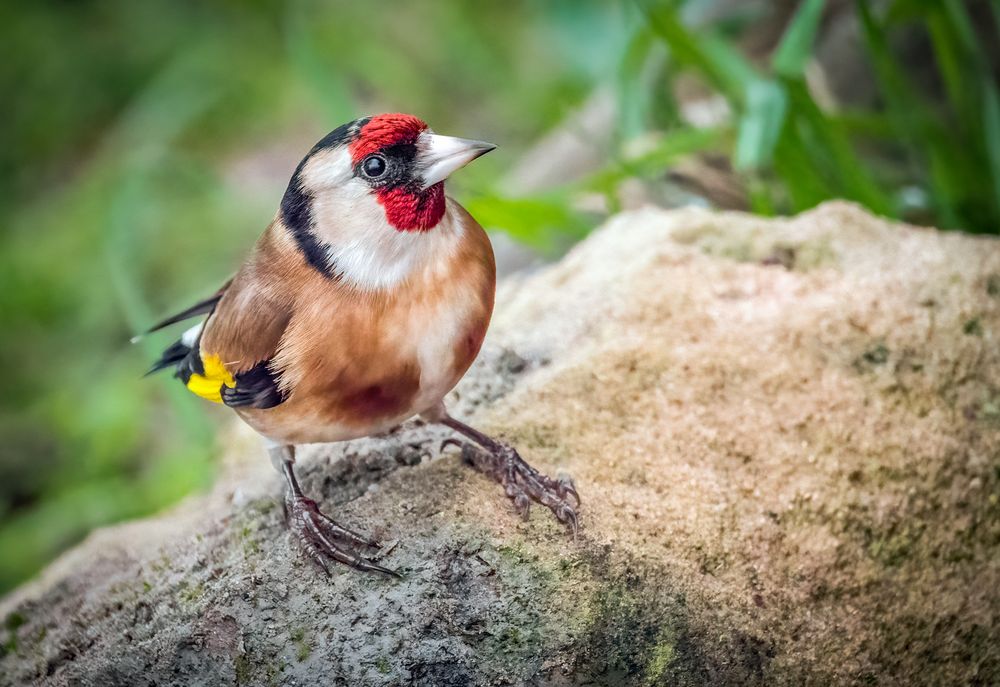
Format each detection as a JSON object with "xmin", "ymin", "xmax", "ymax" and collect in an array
[{"xmin": 1, "ymin": 0, "xmax": 998, "ymax": 594}]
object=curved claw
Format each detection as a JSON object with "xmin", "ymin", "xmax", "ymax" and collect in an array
[
  {"xmin": 550, "ymin": 504, "xmax": 578, "ymax": 541},
  {"xmin": 450, "ymin": 437, "xmax": 580, "ymax": 535},
  {"xmin": 302, "ymin": 540, "xmax": 331, "ymax": 577},
  {"xmin": 557, "ymin": 474, "xmax": 581, "ymax": 506},
  {"xmin": 287, "ymin": 496, "xmax": 400, "ymax": 578}
]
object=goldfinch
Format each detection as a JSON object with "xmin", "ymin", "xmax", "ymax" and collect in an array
[{"xmin": 143, "ymin": 114, "xmax": 579, "ymax": 575}]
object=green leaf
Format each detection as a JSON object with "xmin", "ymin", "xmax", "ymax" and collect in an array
[
  {"xmin": 925, "ymin": 1, "xmax": 980, "ymax": 136},
  {"xmin": 983, "ymin": 80, "xmax": 1000, "ymax": 218},
  {"xmin": 772, "ymin": 0, "xmax": 826, "ymax": 78},
  {"xmin": 855, "ymin": 0, "xmax": 916, "ymax": 132},
  {"xmin": 617, "ymin": 27, "xmax": 658, "ymax": 142},
  {"xmin": 767, "ymin": 78, "xmax": 891, "ymax": 213},
  {"xmin": 941, "ymin": 0, "xmax": 979, "ymax": 54},
  {"xmin": 772, "ymin": 124, "xmax": 836, "ymax": 211},
  {"xmin": 463, "ymin": 194, "xmax": 589, "ymax": 252},
  {"xmin": 856, "ymin": 0, "xmax": 960, "ymax": 221},
  {"xmin": 735, "ymin": 79, "xmax": 788, "ymax": 171}
]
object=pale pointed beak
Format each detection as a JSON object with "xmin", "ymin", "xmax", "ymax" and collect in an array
[{"xmin": 417, "ymin": 133, "xmax": 496, "ymax": 190}]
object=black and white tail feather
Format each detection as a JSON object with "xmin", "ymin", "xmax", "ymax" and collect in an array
[{"xmin": 138, "ymin": 282, "xmax": 285, "ymax": 410}]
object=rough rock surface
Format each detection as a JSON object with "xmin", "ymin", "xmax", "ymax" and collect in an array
[{"xmin": 3, "ymin": 203, "xmax": 999, "ymax": 686}]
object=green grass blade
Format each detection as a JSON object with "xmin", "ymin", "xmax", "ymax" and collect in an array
[
  {"xmin": 924, "ymin": 0, "xmax": 985, "ymax": 137},
  {"xmin": 587, "ymin": 125, "xmax": 729, "ymax": 191},
  {"xmin": 772, "ymin": 124, "xmax": 836, "ymax": 210},
  {"xmin": 784, "ymin": 79, "xmax": 894, "ymax": 214},
  {"xmin": 637, "ymin": 0, "xmax": 757, "ymax": 104},
  {"xmin": 941, "ymin": 0, "xmax": 979, "ymax": 54},
  {"xmin": 617, "ymin": 27, "xmax": 657, "ymax": 142},
  {"xmin": 856, "ymin": 0, "xmax": 962, "ymax": 223},
  {"xmin": 772, "ymin": 0, "xmax": 826, "ymax": 78},
  {"xmin": 855, "ymin": 0, "xmax": 919, "ymax": 139},
  {"xmin": 983, "ymin": 79, "xmax": 1000, "ymax": 219},
  {"xmin": 735, "ymin": 79, "xmax": 788, "ymax": 171}
]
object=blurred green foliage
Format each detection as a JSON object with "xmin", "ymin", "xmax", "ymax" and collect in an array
[
  {"xmin": 1, "ymin": 0, "xmax": 998, "ymax": 593},
  {"xmin": 0, "ymin": 0, "xmax": 628, "ymax": 592},
  {"xmin": 635, "ymin": 0, "xmax": 1000, "ymax": 231}
]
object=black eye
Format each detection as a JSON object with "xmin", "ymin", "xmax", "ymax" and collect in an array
[{"xmin": 361, "ymin": 155, "xmax": 387, "ymax": 178}]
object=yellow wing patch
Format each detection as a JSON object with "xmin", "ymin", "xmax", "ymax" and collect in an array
[{"xmin": 186, "ymin": 353, "xmax": 236, "ymax": 403}]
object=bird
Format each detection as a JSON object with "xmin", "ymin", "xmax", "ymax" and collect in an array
[{"xmin": 141, "ymin": 113, "xmax": 579, "ymax": 576}]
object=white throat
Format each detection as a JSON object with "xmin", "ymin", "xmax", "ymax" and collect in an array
[
  {"xmin": 315, "ymin": 195, "xmax": 465, "ymax": 291},
  {"xmin": 332, "ymin": 202, "xmax": 463, "ymax": 291}
]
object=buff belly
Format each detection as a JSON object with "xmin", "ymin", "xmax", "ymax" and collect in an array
[{"xmin": 237, "ymin": 281, "xmax": 491, "ymax": 446}]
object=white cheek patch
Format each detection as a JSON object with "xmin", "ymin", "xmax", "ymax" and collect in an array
[{"xmin": 305, "ymin": 167, "xmax": 466, "ymax": 291}]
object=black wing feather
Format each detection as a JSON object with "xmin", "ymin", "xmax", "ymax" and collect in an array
[
  {"xmin": 140, "ymin": 278, "xmax": 233, "ymax": 337},
  {"xmin": 145, "ymin": 341, "xmax": 191, "ymax": 376},
  {"xmin": 221, "ymin": 361, "xmax": 286, "ymax": 409}
]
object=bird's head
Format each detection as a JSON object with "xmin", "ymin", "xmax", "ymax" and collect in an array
[
  {"xmin": 279, "ymin": 114, "xmax": 495, "ymax": 285},
  {"xmin": 283, "ymin": 113, "xmax": 494, "ymax": 231}
]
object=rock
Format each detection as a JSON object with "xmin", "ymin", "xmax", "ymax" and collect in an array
[{"xmin": 2, "ymin": 202, "xmax": 999, "ymax": 686}]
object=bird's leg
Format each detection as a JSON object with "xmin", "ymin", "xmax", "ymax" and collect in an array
[
  {"xmin": 270, "ymin": 444, "xmax": 398, "ymax": 577},
  {"xmin": 435, "ymin": 413, "xmax": 580, "ymax": 534}
]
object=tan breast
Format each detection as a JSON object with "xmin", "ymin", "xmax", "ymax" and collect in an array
[{"xmin": 237, "ymin": 203, "xmax": 495, "ymax": 444}]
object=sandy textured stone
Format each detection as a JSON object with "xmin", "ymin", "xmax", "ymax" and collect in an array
[{"xmin": 2, "ymin": 202, "xmax": 999, "ymax": 686}]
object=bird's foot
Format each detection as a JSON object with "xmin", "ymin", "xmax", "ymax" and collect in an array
[
  {"xmin": 443, "ymin": 438, "xmax": 580, "ymax": 535},
  {"xmin": 284, "ymin": 494, "xmax": 399, "ymax": 577}
]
